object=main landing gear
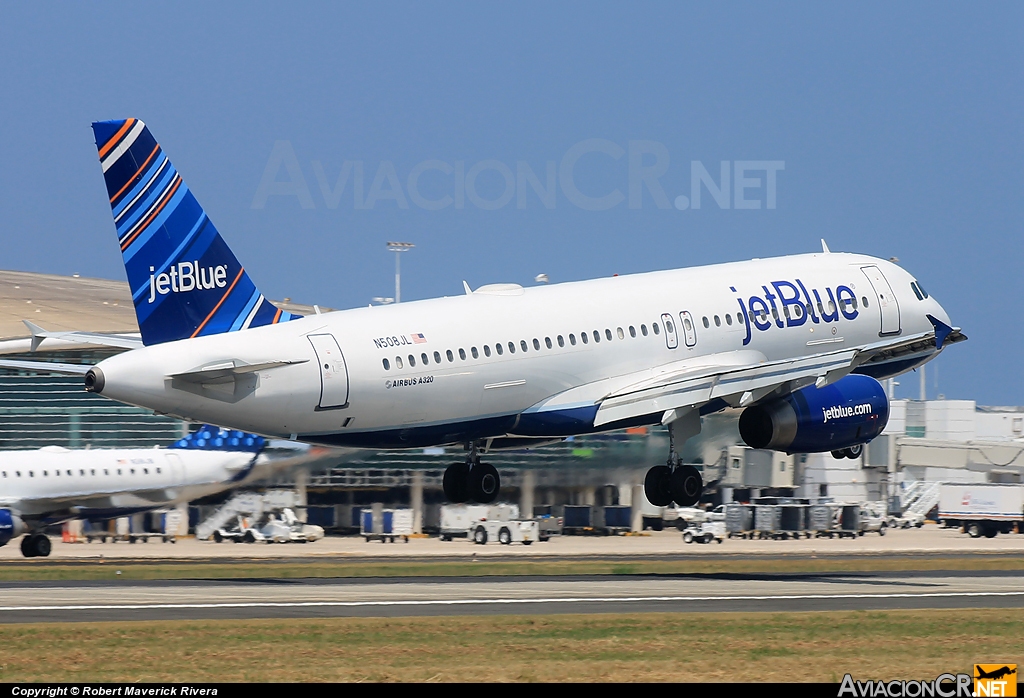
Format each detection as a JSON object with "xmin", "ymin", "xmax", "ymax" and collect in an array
[
  {"xmin": 643, "ymin": 420, "xmax": 703, "ymax": 508},
  {"xmin": 20, "ymin": 533, "xmax": 51, "ymax": 558},
  {"xmin": 443, "ymin": 444, "xmax": 500, "ymax": 504}
]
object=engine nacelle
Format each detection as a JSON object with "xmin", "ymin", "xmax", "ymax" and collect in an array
[
  {"xmin": 0, "ymin": 509, "xmax": 27, "ymax": 547},
  {"xmin": 739, "ymin": 374, "xmax": 889, "ymax": 454}
]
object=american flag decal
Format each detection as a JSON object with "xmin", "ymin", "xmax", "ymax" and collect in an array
[{"xmin": 412, "ymin": 333, "xmax": 427, "ymax": 343}]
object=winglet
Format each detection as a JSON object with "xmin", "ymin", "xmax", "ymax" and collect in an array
[
  {"xmin": 926, "ymin": 314, "xmax": 954, "ymax": 349},
  {"xmin": 820, "ymin": 239, "xmax": 831, "ymax": 254},
  {"xmin": 22, "ymin": 320, "xmax": 46, "ymax": 352},
  {"xmin": 463, "ymin": 280, "xmax": 472, "ymax": 295}
]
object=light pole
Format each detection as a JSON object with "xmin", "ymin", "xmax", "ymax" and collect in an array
[{"xmin": 387, "ymin": 241, "xmax": 414, "ymax": 303}]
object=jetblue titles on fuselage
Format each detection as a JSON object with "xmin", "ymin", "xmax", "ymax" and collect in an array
[{"xmin": 734, "ymin": 279, "xmax": 859, "ymax": 345}]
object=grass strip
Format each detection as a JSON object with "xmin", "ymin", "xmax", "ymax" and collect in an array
[{"xmin": 0, "ymin": 609, "xmax": 1019, "ymax": 682}]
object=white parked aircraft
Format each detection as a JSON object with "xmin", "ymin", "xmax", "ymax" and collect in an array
[
  {"xmin": 2, "ymin": 118, "xmax": 967, "ymax": 510},
  {"xmin": 0, "ymin": 426, "xmax": 323, "ymax": 557}
]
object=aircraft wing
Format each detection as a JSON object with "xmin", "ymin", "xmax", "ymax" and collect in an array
[
  {"xmin": 169, "ymin": 359, "xmax": 309, "ymax": 384},
  {"xmin": 592, "ymin": 327, "xmax": 953, "ymax": 428},
  {"xmin": 20, "ymin": 321, "xmax": 143, "ymax": 352}
]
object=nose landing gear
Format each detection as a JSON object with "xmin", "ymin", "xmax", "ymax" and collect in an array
[{"xmin": 442, "ymin": 443, "xmax": 500, "ymax": 504}]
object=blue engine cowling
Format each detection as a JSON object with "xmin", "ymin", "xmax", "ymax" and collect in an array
[
  {"xmin": 0, "ymin": 509, "xmax": 27, "ymax": 547},
  {"xmin": 739, "ymin": 374, "xmax": 889, "ymax": 453}
]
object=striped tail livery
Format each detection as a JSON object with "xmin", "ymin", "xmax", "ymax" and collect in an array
[{"xmin": 92, "ymin": 118, "xmax": 300, "ymax": 346}]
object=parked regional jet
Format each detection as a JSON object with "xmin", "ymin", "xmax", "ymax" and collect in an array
[
  {"xmin": 0, "ymin": 426, "xmax": 317, "ymax": 557},
  {"xmin": 2, "ymin": 119, "xmax": 967, "ymax": 511}
]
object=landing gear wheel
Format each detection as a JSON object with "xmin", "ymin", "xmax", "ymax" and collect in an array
[
  {"xmin": 845, "ymin": 444, "xmax": 863, "ymax": 459},
  {"xmin": 22, "ymin": 534, "xmax": 50, "ymax": 558},
  {"xmin": 644, "ymin": 465, "xmax": 673, "ymax": 507},
  {"xmin": 670, "ymin": 465, "xmax": 703, "ymax": 507},
  {"xmin": 443, "ymin": 462, "xmax": 470, "ymax": 503},
  {"xmin": 474, "ymin": 526, "xmax": 488, "ymax": 545},
  {"xmin": 831, "ymin": 450, "xmax": 845, "ymax": 460},
  {"xmin": 499, "ymin": 527, "xmax": 512, "ymax": 545},
  {"xmin": 468, "ymin": 462, "xmax": 500, "ymax": 504}
]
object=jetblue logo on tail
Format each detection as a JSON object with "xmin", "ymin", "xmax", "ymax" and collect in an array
[{"xmin": 148, "ymin": 263, "xmax": 229, "ymax": 303}]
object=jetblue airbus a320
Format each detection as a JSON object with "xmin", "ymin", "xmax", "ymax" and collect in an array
[{"xmin": 19, "ymin": 119, "xmax": 969, "ymax": 509}]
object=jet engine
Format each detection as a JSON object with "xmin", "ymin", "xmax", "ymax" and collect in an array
[
  {"xmin": 738, "ymin": 374, "xmax": 889, "ymax": 454},
  {"xmin": 0, "ymin": 509, "xmax": 27, "ymax": 547}
]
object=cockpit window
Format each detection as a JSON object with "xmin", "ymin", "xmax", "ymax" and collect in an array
[
  {"xmin": 910, "ymin": 282, "xmax": 924, "ymax": 301},
  {"xmin": 917, "ymin": 281, "xmax": 929, "ymax": 298}
]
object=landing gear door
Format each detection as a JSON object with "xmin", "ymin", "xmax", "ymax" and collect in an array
[
  {"xmin": 860, "ymin": 266, "xmax": 901, "ymax": 336},
  {"xmin": 308, "ymin": 334, "xmax": 349, "ymax": 409},
  {"xmin": 661, "ymin": 313, "xmax": 678, "ymax": 349},
  {"xmin": 679, "ymin": 311, "xmax": 697, "ymax": 348}
]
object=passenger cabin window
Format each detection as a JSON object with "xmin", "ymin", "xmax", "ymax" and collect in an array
[
  {"xmin": 714, "ymin": 315, "xmax": 721, "ymax": 327},
  {"xmin": 616, "ymin": 327, "xmax": 624, "ymax": 339},
  {"xmin": 520, "ymin": 340, "xmax": 528, "ymax": 352},
  {"xmin": 382, "ymin": 358, "xmax": 391, "ymax": 370},
  {"xmin": 545, "ymin": 337, "xmax": 552, "ymax": 349},
  {"xmin": 861, "ymin": 297, "xmax": 869, "ymax": 308},
  {"xmin": 702, "ymin": 316, "xmax": 709, "ymax": 329},
  {"xmin": 569, "ymin": 334, "xmax": 576, "ymax": 345},
  {"xmin": 396, "ymin": 356, "xmax": 404, "ymax": 369},
  {"xmin": 495, "ymin": 344, "xmax": 503, "ymax": 355},
  {"xmin": 653, "ymin": 322, "xmax": 660, "ymax": 335},
  {"xmin": 533, "ymin": 338, "xmax": 540, "ymax": 350},
  {"xmin": 641, "ymin": 324, "xmax": 648, "ymax": 336},
  {"xmin": 605, "ymin": 329, "xmax": 612, "ymax": 341},
  {"xmin": 459, "ymin": 348, "xmax": 466, "ymax": 360},
  {"xmin": 483, "ymin": 345, "xmax": 491, "ymax": 357},
  {"xmin": 508, "ymin": 342, "xmax": 516, "ymax": 354},
  {"xmin": 408, "ymin": 354, "xmax": 416, "ymax": 367},
  {"xmin": 629, "ymin": 326, "xmax": 636, "ymax": 337},
  {"xmin": 725, "ymin": 314, "xmax": 733, "ymax": 326},
  {"xmin": 593, "ymin": 330, "xmax": 600, "ymax": 343},
  {"xmin": 557, "ymin": 335, "xmax": 564, "ymax": 347},
  {"xmin": 447, "ymin": 350, "xmax": 454, "ymax": 362},
  {"xmin": 471, "ymin": 347, "xmax": 479, "ymax": 359},
  {"xmin": 422, "ymin": 352, "xmax": 429, "ymax": 365},
  {"xmin": 434, "ymin": 351, "xmax": 442, "ymax": 363},
  {"xmin": 581, "ymin": 332, "xmax": 588, "ymax": 344}
]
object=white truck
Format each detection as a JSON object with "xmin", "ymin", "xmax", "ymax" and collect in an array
[
  {"xmin": 439, "ymin": 503, "xmax": 519, "ymax": 541},
  {"xmin": 938, "ymin": 483, "xmax": 1024, "ymax": 538}
]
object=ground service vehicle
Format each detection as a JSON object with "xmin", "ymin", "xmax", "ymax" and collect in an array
[{"xmin": 938, "ymin": 483, "xmax": 1024, "ymax": 538}]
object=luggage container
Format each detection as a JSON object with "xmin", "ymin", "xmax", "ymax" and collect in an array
[
  {"xmin": 838, "ymin": 504, "xmax": 861, "ymax": 538},
  {"xmin": 809, "ymin": 504, "xmax": 836, "ymax": 537},
  {"xmin": 602, "ymin": 505, "xmax": 632, "ymax": 533},
  {"xmin": 779, "ymin": 505, "xmax": 809, "ymax": 539},
  {"xmin": 562, "ymin": 505, "xmax": 598, "ymax": 534},
  {"xmin": 361, "ymin": 507, "xmax": 412, "ymax": 543},
  {"xmin": 725, "ymin": 504, "xmax": 754, "ymax": 538},
  {"xmin": 754, "ymin": 505, "xmax": 781, "ymax": 539}
]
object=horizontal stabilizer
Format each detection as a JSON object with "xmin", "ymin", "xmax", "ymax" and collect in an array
[
  {"xmin": 0, "ymin": 359, "xmax": 91, "ymax": 375},
  {"xmin": 23, "ymin": 321, "xmax": 143, "ymax": 351}
]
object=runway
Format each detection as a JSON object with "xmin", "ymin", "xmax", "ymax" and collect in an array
[{"xmin": 1, "ymin": 569, "xmax": 1021, "ymax": 623}]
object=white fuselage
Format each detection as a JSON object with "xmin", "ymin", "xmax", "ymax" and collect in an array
[
  {"xmin": 1, "ymin": 446, "xmax": 267, "ymax": 523},
  {"xmin": 92, "ymin": 252, "xmax": 951, "ymax": 448}
]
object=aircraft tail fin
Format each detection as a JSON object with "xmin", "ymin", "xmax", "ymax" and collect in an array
[{"xmin": 91, "ymin": 119, "xmax": 301, "ymax": 346}]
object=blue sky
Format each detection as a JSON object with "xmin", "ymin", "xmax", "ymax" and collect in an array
[{"xmin": 0, "ymin": 3, "xmax": 1021, "ymax": 404}]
